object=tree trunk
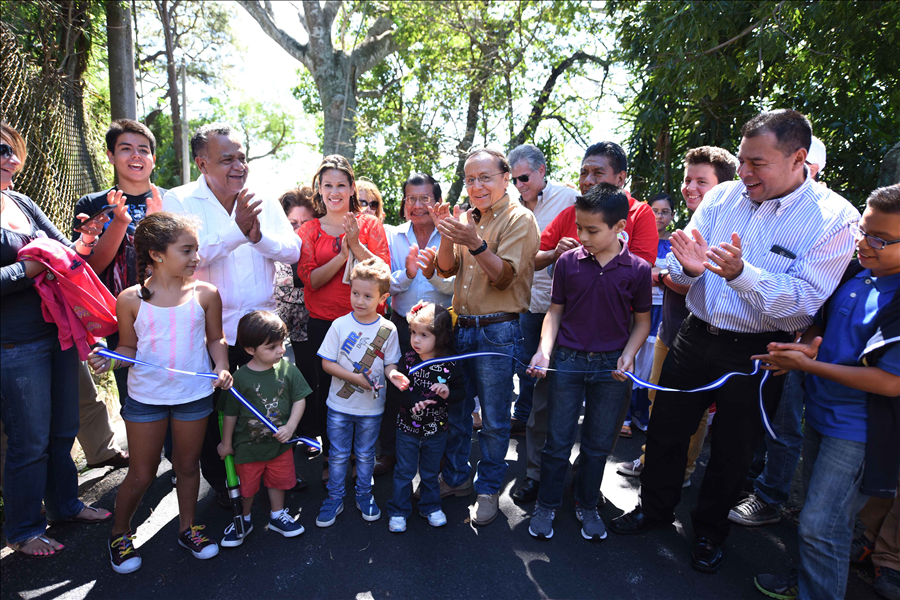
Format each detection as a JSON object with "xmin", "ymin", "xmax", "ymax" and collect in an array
[
  {"xmin": 157, "ymin": 0, "xmax": 184, "ymax": 183},
  {"xmin": 878, "ymin": 141, "xmax": 900, "ymax": 187},
  {"xmin": 446, "ymin": 87, "xmax": 483, "ymax": 206},
  {"xmin": 317, "ymin": 56, "xmax": 358, "ymax": 159},
  {"xmin": 106, "ymin": 1, "xmax": 136, "ymax": 121}
]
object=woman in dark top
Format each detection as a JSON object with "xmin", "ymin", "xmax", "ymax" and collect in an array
[{"xmin": 1, "ymin": 122, "xmax": 112, "ymax": 557}]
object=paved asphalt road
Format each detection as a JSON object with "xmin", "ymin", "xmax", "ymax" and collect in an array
[{"xmin": 2, "ymin": 427, "xmax": 880, "ymax": 600}]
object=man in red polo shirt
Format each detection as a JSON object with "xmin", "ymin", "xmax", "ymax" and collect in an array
[{"xmin": 536, "ymin": 141, "xmax": 657, "ymax": 269}]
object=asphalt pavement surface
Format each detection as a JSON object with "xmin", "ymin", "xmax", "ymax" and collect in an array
[{"xmin": 1, "ymin": 419, "xmax": 881, "ymax": 600}]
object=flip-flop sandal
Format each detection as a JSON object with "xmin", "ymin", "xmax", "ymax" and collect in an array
[
  {"xmin": 7, "ymin": 535, "xmax": 65, "ymax": 558},
  {"xmin": 619, "ymin": 424, "xmax": 633, "ymax": 438},
  {"xmin": 50, "ymin": 505, "xmax": 112, "ymax": 525}
]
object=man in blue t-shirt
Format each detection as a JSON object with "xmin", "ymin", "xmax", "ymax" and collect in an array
[{"xmin": 753, "ymin": 184, "xmax": 900, "ymax": 600}]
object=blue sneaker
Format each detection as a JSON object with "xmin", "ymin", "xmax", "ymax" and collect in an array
[
  {"xmin": 221, "ymin": 521, "xmax": 253, "ymax": 547},
  {"xmin": 316, "ymin": 498, "xmax": 344, "ymax": 528},
  {"xmin": 356, "ymin": 493, "xmax": 381, "ymax": 522},
  {"xmin": 269, "ymin": 510, "xmax": 305, "ymax": 538},
  {"xmin": 420, "ymin": 509, "xmax": 447, "ymax": 527}
]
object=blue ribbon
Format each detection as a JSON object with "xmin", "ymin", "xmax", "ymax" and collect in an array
[
  {"xmin": 410, "ymin": 351, "xmax": 777, "ymax": 440},
  {"xmin": 97, "ymin": 348, "xmax": 322, "ymax": 449}
]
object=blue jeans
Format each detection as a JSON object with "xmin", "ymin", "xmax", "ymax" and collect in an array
[
  {"xmin": 387, "ymin": 430, "xmax": 447, "ymax": 518},
  {"xmin": 753, "ymin": 370, "xmax": 805, "ymax": 506},
  {"xmin": 0, "ymin": 336, "xmax": 84, "ymax": 544},
  {"xmin": 538, "ymin": 347, "xmax": 627, "ymax": 510},
  {"xmin": 798, "ymin": 424, "xmax": 868, "ymax": 600},
  {"xmin": 326, "ymin": 408, "xmax": 381, "ymax": 499},
  {"xmin": 514, "ymin": 311, "xmax": 545, "ymax": 423},
  {"xmin": 442, "ymin": 318, "xmax": 523, "ymax": 494}
]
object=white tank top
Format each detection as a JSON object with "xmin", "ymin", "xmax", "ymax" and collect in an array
[{"xmin": 128, "ymin": 285, "xmax": 214, "ymax": 405}]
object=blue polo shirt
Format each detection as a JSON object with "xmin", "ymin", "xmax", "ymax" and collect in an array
[{"xmin": 805, "ymin": 269, "xmax": 900, "ymax": 443}]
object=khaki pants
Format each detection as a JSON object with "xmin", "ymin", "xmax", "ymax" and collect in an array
[
  {"xmin": 859, "ymin": 476, "xmax": 900, "ymax": 571},
  {"xmin": 640, "ymin": 336, "xmax": 708, "ymax": 480},
  {"xmin": 76, "ymin": 361, "xmax": 120, "ymax": 465}
]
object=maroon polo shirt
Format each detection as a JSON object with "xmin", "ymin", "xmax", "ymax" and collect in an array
[{"xmin": 550, "ymin": 242, "xmax": 652, "ymax": 353}]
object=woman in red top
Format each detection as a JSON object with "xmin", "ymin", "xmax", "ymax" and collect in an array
[{"xmin": 296, "ymin": 155, "xmax": 389, "ymax": 471}]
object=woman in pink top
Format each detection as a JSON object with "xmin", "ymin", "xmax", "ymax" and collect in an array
[{"xmin": 296, "ymin": 155, "xmax": 389, "ymax": 477}]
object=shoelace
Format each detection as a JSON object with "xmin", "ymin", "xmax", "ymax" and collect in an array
[
  {"xmin": 275, "ymin": 511, "xmax": 293, "ymax": 524},
  {"xmin": 580, "ymin": 508, "xmax": 601, "ymax": 523},
  {"xmin": 187, "ymin": 524, "xmax": 209, "ymax": 545},
  {"xmin": 739, "ymin": 497, "xmax": 767, "ymax": 515},
  {"xmin": 534, "ymin": 506, "xmax": 555, "ymax": 520},
  {"xmin": 112, "ymin": 533, "xmax": 137, "ymax": 557}
]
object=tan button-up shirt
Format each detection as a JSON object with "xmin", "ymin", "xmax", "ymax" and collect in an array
[{"xmin": 435, "ymin": 194, "xmax": 540, "ymax": 316}]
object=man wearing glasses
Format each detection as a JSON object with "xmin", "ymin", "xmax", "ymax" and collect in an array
[
  {"xmin": 430, "ymin": 147, "xmax": 541, "ymax": 526},
  {"xmin": 378, "ymin": 173, "xmax": 456, "ymax": 475},
  {"xmin": 505, "ymin": 144, "xmax": 576, "ymax": 504}
]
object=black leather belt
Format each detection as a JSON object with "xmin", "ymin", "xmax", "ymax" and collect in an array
[{"xmin": 456, "ymin": 312, "xmax": 519, "ymax": 328}]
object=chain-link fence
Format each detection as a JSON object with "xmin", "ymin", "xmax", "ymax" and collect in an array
[{"xmin": 1, "ymin": 24, "xmax": 110, "ymax": 231}]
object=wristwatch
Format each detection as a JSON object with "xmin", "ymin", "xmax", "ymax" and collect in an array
[
  {"xmin": 469, "ymin": 239, "xmax": 488, "ymax": 256},
  {"xmin": 657, "ymin": 268, "xmax": 669, "ymax": 288}
]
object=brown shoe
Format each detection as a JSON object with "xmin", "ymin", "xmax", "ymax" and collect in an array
[
  {"xmin": 416, "ymin": 473, "xmax": 472, "ymax": 499},
  {"xmin": 510, "ymin": 418, "xmax": 526, "ymax": 437},
  {"xmin": 373, "ymin": 455, "xmax": 396, "ymax": 476},
  {"xmin": 472, "ymin": 411, "xmax": 482, "ymax": 431},
  {"xmin": 87, "ymin": 450, "xmax": 130, "ymax": 470},
  {"xmin": 472, "ymin": 493, "xmax": 500, "ymax": 526}
]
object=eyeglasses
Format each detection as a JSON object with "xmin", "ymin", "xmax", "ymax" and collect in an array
[
  {"xmin": 404, "ymin": 195, "xmax": 435, "ymax": 206},
  {"xmin": 652, "ymin": 209, "xmax": 673, "ymax": 217},
  {"xmin": 359, "ymin": 199, "xmax": 379, "ymax": 209},
  {"xmin": 850, "ymin": 222, "xmax": 900, "ymax": 251},
  {"xmin": 464, "ymin": 172, "xmax": 504, "ymax": 187},
  {"xmin": 0, "ymin": 143, "xmax": 13, "ymax": 159},
  {"xmin": 511, "ymin": 170, "xmax": 535, "ymax": 185}
]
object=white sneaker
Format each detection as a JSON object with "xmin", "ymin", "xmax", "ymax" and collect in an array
[
  {"xmin": 616, "ymin": 458, "xmax": 644, "ymax": 477},
  {"xmin": 388, "ymin": 516, "xmax": 407, "ymax": 533},
  {"xmin": 421, "ymin": 509, "xmax": 447, "ymax": 527}
]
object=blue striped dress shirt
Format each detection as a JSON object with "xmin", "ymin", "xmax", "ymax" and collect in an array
[{"xmin": 668, "ymin": 178, "xmax": 860, "ymax": 333}]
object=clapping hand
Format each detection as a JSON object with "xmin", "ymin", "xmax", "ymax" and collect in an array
[
  {"xmin": 234, "ymin": 189, "xmax": 262, "ymax": 243},
  {"xmin": 342, "ymin": 213, "xmax": 360, "ymax": 249},
  {"xmin": 417, "ymin": 246, "xmax": 438, "ymax": 279},
  {"xmin": 405, "ymin": 244, "xmax": 420, "ymax": 279},
  {"xmin": 436, "ymin": 208, "xmax": 481, "ymax": 251},
  {"xmin": 704, "ymin": 233, "xmax": 744, "ymax": 281},
  {"xmin": 146, "ymin": 185, "xmax": 163, "ymax": 215},
  {"xmin": 670, "ymin": 228, "xmax": 709, "ymax": 277}
]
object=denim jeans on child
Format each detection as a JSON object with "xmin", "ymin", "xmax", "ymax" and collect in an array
[
  {"xmin": 442, "ymin": 318, "xmax": 523, "ymax": 494},
  {"xmin": 0, "ymin": 336, "xmax": 85, "ymax": 544},
  {"xmin": 387, "ymin": 430, "xmax": 447, "ymax": 518},
  {"xmin": 513, "ymin": 311, "xmax": 545, "ymax": 423},
  {"xmin": 537, "ymin": 347, "xmax": 627, "ymax": 510},
  {"xmin": 752, "ymin": 370, "xmax": 805, "ymax": 506},
  {"xmin": 326, "ymin": 408, "xmax": 382, "ymax": 499},
  {"xmin": 798, "ymin": 424, "xmax": 869, "ymax": 600}
]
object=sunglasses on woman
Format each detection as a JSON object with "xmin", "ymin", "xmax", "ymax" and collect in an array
[
  {"xmin": 0, "ymin": 143, "xmax": 13, "ymax": 159},
  {"xmin": 359, "ymin": 199, "xmax": 379, "ymax": 209}
]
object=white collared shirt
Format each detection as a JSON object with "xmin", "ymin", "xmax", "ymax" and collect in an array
[
  {"xmin": 668, "ymin": 176, "xmax": 859, "ymax": 333},
  {"xmin": 387, "ymin": 221, "xmax": 455, "ymax": 316},
  {"xmin": 162, "ymin": 175, "xmax": 302, "ymax": 343},
  {"xmin": 523, "ymin": 180, "xmax": 577, "ymax": 313}
]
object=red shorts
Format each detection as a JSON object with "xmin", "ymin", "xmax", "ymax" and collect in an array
[{"xmin": 235, "ymin": 449, "xmax": 296, "ymax": 497}]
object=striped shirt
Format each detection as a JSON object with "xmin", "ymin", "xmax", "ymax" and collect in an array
[
  {"xmin": 163, "ymin": 175, "xmax": 302, "ymax": 343},
  {"xmin": 668, "ymin": 177, "xmax": 859, "ymax": 334}
]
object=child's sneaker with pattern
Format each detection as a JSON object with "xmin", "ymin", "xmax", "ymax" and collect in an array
[
  {"xmin": 109, "ymin": 531, "xmax": 141, "ymax": 574},
  {"xmin": 177, "ymin": 524, "xmax": 219, "ymax": 559}
]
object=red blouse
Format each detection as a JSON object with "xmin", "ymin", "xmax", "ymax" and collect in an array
[{"xmin": 296, "ymin": 213, "xmax": 390, "ymax": 321}]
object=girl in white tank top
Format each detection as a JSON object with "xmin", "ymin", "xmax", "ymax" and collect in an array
[{"xmin": 87, "ymin": 212, "xmax": 233, "ymax": 574}]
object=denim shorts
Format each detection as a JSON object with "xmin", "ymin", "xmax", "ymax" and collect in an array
[{"xmin": 120, "ymin": 394, "xmax": 214, "ymax": 423}]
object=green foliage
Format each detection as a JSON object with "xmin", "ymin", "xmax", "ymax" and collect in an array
[
  {"xmin": 205, "ymin": 96, "xmax": 298, "ymax": 163},
  {"xmin": 145, "ymin": 109, "xmax": 199, "ymax": 189},
  {"xmin": 608, "ymin": 0, "xmax": 900, "ymax": 213}
]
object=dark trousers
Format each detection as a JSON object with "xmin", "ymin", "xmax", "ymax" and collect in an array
[
  {"xmin": 292, "ymin": 336, "xmax": 320, "ymax": 439},
  {"xmin": 199, "ymin": 344, "xmax": 251, "ymax": 494},
  {"xmin": 380, "ymin": 312, "xmax": 412, "ymax": 457},
  {"xmin": 639, "ymin": 315, "xmax": 791, "ymax": 543},
  {"xmin": 300, "ymin": 317, "xmax": 334, "ymax": 454}
]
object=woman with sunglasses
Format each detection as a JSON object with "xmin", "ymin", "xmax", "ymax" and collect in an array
[
  {"xmin": 1, "ymin": 122, "xmax": 112, "ymax": 557},
  {"xmin": 296, "ymin": 155, "xmax": 390, "ymax": 483},
  {"xmin": 356, "ymin": 179, "xmax": 385, "ymax": 223}
]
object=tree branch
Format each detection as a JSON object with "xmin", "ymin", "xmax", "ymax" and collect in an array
[
  {"xmin": 247, "ymin": 120, "xmax": 288, "ymax": 162},
  {"xmin": 140, "ymin": 49, "xmax": 166, "ymax": 64},
  {"xmin": 237, "ymin": 0, "xmax": 312, "ymax": 69},
  {"xmin": 697, "ymin": 0, "xmax": 785, "ymax": 56},
  {"xmin": 352, "ymin": 16, "xmax": 399, "ymax": 75},
  {"xmin": 358, "ymin": 76, "xmax": 400, "ymax": 99},
  {"xmin": 508, "ymin": 50, "xmax": 610, "ymax": 149}
]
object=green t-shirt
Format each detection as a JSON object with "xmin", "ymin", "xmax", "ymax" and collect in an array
[{"xmin": 224, "ymin": 359, "xmax": 312, "ymax": 465}]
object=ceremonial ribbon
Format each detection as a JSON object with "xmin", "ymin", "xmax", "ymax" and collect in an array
[
  {"xmin": 96, "ymin": 348, "xmax": 322, "ymax": 449},
  {"xmin": 410, "ymin": 351, "xmax": 777, "ymax": 440}
]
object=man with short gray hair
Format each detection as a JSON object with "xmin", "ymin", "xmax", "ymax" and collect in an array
[{"xmin": 505, "ymin": 144, "xmax": 576, "ymax": 504}]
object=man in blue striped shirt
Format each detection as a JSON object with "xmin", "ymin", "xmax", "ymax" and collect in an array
[{"xmin": 609, "ymin": 110, "xmax": 859, "ymax": 574}]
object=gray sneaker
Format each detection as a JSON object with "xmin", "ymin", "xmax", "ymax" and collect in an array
[
  {"xmin": 728, "ymin": 494, "xmax": 781, "ymax": 526},
  {"xmin": 575, "ymin": 503, "xmax": 607, "ymax": 541},
  {"xmin": 528, "ymin": 505, "xmax": 555, "ymax": 539}
]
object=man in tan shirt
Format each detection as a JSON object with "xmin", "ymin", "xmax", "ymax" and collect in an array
[{"xmin": 429, "ymin": 147, "xmax": 540, "ymax": 526}]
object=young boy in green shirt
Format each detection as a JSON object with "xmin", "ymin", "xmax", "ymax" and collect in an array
[{"xmin": 218, "ymin": 311, "xmax": 312, "ymax": 546}]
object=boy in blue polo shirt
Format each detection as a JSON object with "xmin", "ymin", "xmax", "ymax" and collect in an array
[
  {"xmin": 526, "ymin": 182, "xmax": 652, "ymax": 541},
  {"xmin": 752, "ymin": 184, "xmax": 900, "ymax": 600}
]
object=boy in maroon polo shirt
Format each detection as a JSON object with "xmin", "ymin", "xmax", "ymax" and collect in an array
[{"xmin": 526, "ymin": 182, "xmax": 653, "ymax": 541}]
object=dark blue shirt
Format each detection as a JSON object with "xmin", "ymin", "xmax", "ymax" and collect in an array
[{"xmin": 806, "ymin": 269, "xmax": 900, "ymax": 443}]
